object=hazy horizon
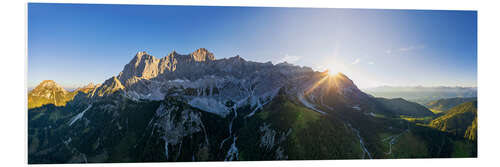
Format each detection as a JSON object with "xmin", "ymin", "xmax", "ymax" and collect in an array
[{"xmin": 28, "ymin": 3, "xmax": 477, "ymax": 89}]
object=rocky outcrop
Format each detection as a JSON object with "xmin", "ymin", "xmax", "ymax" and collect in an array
[
  {"xmin": 75, "ymin": 83, "xmax": 99, "ymax": 94},
  {"xmin": 118, "ymin": 51, "xmax": 162, "ymax": 85},
  {"xmin": 190, "ymin": 48, "xmax": 215, "ymax": 62},
  {"xmin": 92, "ymin": 76, "xmax": 125, "ymax": 97},
  {"xmin": 116, "ymin": 48, "xmax": 216, "ymax": 87}
]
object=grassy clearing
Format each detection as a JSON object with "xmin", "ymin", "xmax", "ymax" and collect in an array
[
  {"xmin": 430, "ymin": 109, "xmax": 444, "ymax": 114},
  {"xmin": 258, "ymin": 97, "xmax": 321, "ymax": 131},
  {"xmin": 399, "ymin": 115, "xmax": 433, "ymax": 123}
]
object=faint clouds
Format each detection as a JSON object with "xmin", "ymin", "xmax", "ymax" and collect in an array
[
  {"xmin": 399, "ymin": 45, "xmax": 425, "ymax": 52},
  {"xmin": 386, "ymin": 45, "xmax": 425, "ymax": 54},
  {"xmin": 399, "ymin": 46, "xmax": 416, "ymax": 52}
]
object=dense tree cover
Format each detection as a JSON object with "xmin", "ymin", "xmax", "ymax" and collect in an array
[
  {"xmin": 429, "ymin": 101, "xmax": 477, "ymax": 141},
  {"xmin": 28, "ymin": 95, "xmax": 477, "ymax": 163},
  {"xmin": 426, "ymin": 97, "xmax": 477, "ymax": 114}
]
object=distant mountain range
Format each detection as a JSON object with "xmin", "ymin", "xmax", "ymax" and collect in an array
[
  {"xmin": 364, "ymin": 86, "xmax": 477, "ymax": 104},
  {"xmin": 28, "ymin": 48, "xmax": 476, "ymax": 163},
  {"xmin": 375, "ymin": 98, "xmax": 434, "ymax": 117}
]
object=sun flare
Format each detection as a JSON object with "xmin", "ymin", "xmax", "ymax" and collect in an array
[{"xmin": 326, "ymin": 67, "xmax": 338, "ymax": 76}]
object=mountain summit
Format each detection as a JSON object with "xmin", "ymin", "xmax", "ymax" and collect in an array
[
  {"xmin": 28, "ymin": 80, "xmax": 72, "ymax": 109},
  {"xmin": 28, "ymin": 80, "xmax": 98, "ymax": 109},
  {"xmin": 190, "ymin": 48, "xmax": 215, "ymax": 62},
  {"xmin": 116, "ymin": 48, "xmax": 216, "ymax": 87}
]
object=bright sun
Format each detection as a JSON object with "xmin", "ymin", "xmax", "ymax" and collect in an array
[{"xmin": 326, "ymin": 67, "xmax": 338, "ymax": 76}]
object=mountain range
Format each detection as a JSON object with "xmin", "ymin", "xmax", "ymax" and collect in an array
[
  {"xmin": 28, "ymin": 48, "xmax": 477, "ymax": 163},
  {"xmin": 364, "ymin": 86, "xmax": 477, "ymax": 105}
]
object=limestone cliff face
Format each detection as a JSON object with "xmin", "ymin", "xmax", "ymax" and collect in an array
[
  {"xmin": 117, "ymin": 48, "xmax": 216, "ymax": 87},
  {"xmin": 89, "ymin": 48, "xmax": 316, "ymax": 103},
  {"xmin": 118, "ymin": 52, "xmax": 161, "ymax": 85},
  {"xmin": 92, "ymin": 76, "xmax": 125, "ymax": 97},
  {"xmin": 190, "ymin": 48, "xmax": 215, "ymax": 62}
]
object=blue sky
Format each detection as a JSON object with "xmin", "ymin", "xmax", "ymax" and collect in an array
[{"xmin": 28, "ymin": 3, "xmax": 477, "ymax": 89}]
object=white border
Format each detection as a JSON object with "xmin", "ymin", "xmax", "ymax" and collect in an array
[{"xmin": 1, "ymin": 0, "xmax": 498, "ymax": 167}]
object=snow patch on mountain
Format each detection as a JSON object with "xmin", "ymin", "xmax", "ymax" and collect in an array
[
  {"xmin": 170, "ymin": 79, "xmax": 188, "ymax": 83},
  {"xmin": 188, "ymin": 97, "xmax": 230, "ymax": 117},
  {"xmin": 352, "ymin": 104, "xmax": 361, "ymax": 111},
  {"xmin": 69, "ymin": 104, "xmax": 92, "ymax": 126},
  {"xmin": 297, "ymin": 92, "xmax": 326, "ymax": 115},
  {"xmin": 246, "ymin": 87, "xmax": 281, "ymax": 118}
]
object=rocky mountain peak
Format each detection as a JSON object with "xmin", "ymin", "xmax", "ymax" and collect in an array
[
  {"xmin": 119, "ymin": 52, "xmax": 161, "ymax": 84},
  {"xmin": 190, "ymin": 48, "xmax": 215, "ymax": 62},
  {"xmin": 93, "ymin": 76, "xmax": 125, "ymax": 97},
  {"xmin": 38, "ymin": 79, "xmax": 57, "ymax": 86},
  {"xmin": 107, "ymin": 76, "xmax": 123, "ymax": 87},
  {"xmin": 83, "ymin": 82, "xmax": 96, "ymax": 89},
  {"xmin": 168, "ymin": 50, "xmax": 179, "ymax": 57},
  {"xmin": 28, "ymin": 80, "xmax": 73, "ymax": 109},
  {"xmin": 33, "ymin": 80, "xmax": 68, "ymax": 93},
  {"xmin": 276, "ymin": 61, "xmax": 294, "ymax": 66},
  {"xmin": 133, "ymin": 51, "xmax": 157, "ymax": 63},
  {"xmin": 226, "ymin": 55, "xmax": 245, "ymax": 64},
  {"xmin": 75, "ymin": 82, "xmax": 99, "ymax": 94},
  {"xmin": 334, "ymin": 73, "xmax": 355, "ymax": 85},
  {"xmin": 135, "ymin": 51, "xmax": 148, "ymax": 58}
]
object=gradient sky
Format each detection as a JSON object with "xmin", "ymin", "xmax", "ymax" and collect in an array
[{"xmin": 28, "ymin": 3, "xmax": 477, "ymax": 89}]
